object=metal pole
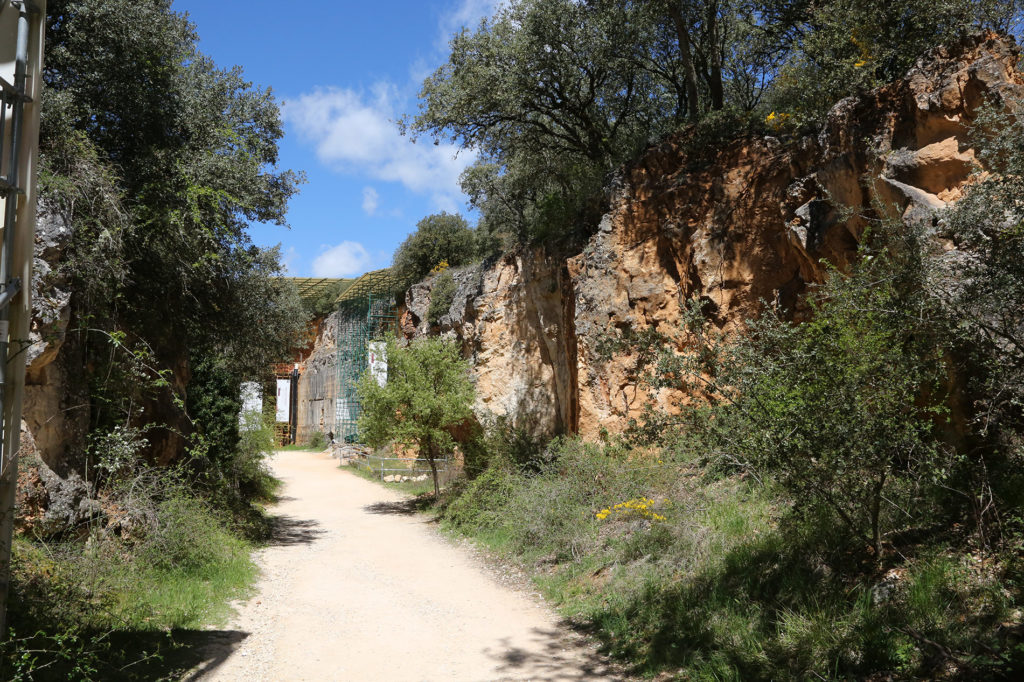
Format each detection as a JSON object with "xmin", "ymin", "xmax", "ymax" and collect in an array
[
  {"xmin": 0, "ymin": 0, "xmax": 44, "ymax": 637},
  {"xmin": 0, "ymin": 0, "xmax": 29, "ymax": 457},
  {"xmin": 289, "ymin": 367, "xmax": 298, "ymax": 444}
]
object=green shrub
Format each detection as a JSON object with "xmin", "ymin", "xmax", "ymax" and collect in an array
[
  {"xmin": 441, "ymin": 464, "xmax": 519, "ymax": 534},
  {"xmin": 137, "ymin": 493, "xmax": 246, "ymax": 573},
  {"xmin": 638, "ymin": 234, "xmax": 952, "ymax": 561},
  {"xmin": 306, "ymin": 430, "xmax": 327, "ymax": 450},
  {"xmin": 764, "ymin": 0, "xmax": 1018, "ymax": 122},
  {"xmin": 358, "ymin": 337, "xmax": 475, "ymax": 496},
  {"xmin": 392, "ymin": 212, "xmax": 476, "ymax": 289},
  {"xmin": 427, "ymin": 270, "xmax": 456, "ymax": 326},
  {"xmin": 233, "ymin": 411, "xmax": 280, "ymax": 501},
  {"xmin": 3, "ymin": 476, "xmax": 256, "ymax": 679}
]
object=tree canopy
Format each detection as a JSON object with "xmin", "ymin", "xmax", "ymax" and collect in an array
[
  {"xmin": 392, "ymin": 212, "xmax": 477, "ymax": 288},
  {"xmin": 406, "ymin": 0, "xmax": 1022, "ymax": 253},
  {"xmin": 357, "ymin": 338, "xmax": 475, "ymax": 496},
  {"xmin": 40, "ymin": 0, "xmax": 305, "ymax": 460}
]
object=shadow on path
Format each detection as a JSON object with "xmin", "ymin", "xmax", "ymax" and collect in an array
[
  {"xmin": 363, "ymin": 500, "xmax": 420, "ymax": 516},
  {"xmin": 267, "ymin": 515, "xmax": 324, "ymax": 546},
  {"xmin": 484, "ymin": 626, "xmax": 630, "ymax": 681},
  {"xmin": 15, "ymin": 629, "xmax": 252, "ymax": 681},
  {"xmin": 363, "ymin": 497, "xmax": 435, "ymax": 516},
  {"xmin": 175, "ymin": 630, "xmax": 250, "ymax": 681}
]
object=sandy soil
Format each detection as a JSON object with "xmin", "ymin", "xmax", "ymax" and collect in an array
[{"xmin": 188, "ymin": 449, "xmax": 626, "ymax": 682}]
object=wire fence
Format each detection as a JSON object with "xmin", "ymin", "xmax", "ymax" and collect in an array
[{"xmin": 353, "ymin": 453, "xmax": 453, "ymax": 482}]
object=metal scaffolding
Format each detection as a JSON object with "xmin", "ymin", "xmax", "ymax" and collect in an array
[
  {"xmin": 0, "ymin": 0, "xmax": 45, "ymax": 635},
  {"xmin": 334, "ymin": 269, "xmax": 397, "ymax": 443}
]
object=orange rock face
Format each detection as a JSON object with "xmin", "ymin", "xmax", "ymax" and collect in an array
[{"xmin": 407, "ymin": 33, "xmax": 1024, "ymax": 441}]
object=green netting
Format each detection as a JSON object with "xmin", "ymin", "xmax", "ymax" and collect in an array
[
  {"xmin": 282, "ymin": 276, "xmax": 355, "ymax": 302},
  {"xmin": 335, "ymin": 270, "xmax": 397, "ymax": 443}
]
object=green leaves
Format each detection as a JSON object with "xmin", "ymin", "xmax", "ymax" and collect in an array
[
  {"xmin": 36, "ymin": 0, "xmax": 305, "ymax": 482},
  {"xmin": 42, "ymin": 0, "xmax": 303, "ymax": 379},
  {"xmin": 392, "ymin": 212, "xmax": 477, "ymax": 289},
  {"xmin": 357, "ymin": 338, "xmax": 476, "ymax": 495},
  {"xmin": 627, "ymin": 236, "xmax": 954, "ymax": 558}
]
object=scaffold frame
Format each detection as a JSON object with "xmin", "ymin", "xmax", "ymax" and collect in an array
[{"xmin": 335, "ymin": 269, "xmax": 397, "ymax": 443}]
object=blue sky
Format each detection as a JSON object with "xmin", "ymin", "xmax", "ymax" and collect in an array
[{"xmin": 174, "ymin": 0, "xmax": 496, "ymax": 277}]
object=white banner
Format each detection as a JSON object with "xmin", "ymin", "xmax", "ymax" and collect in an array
[
  {"xmin": 276, "ymin": 379, "xmax": 291, "ymax": 423},
  {"xmin": 368, "ymin": 341, "xmax": 387, "ymax": 387},
  {"xmin": 239, "ymin": 381, "xmax": 262, "ymax": 430}
]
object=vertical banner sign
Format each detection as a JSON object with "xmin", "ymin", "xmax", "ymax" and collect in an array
[
  {"xmin": 368, "ymin": 341, "xmax": 387, "ymax": 387},
  {"xmin": 239, "ymin": 382, "xmax": 262, "ymax": 430},
  {"xmin": 276, "ymin": 379, "xmax": 291, "ymax": 423}
]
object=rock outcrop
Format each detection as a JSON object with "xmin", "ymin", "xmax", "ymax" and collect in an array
[
  {"xmin": 403, "ymin": 33, "xmax": 1024, "ymax": 440},
  {"xmin": 403, "ymin": 254, "xmax": 578, "ymax": 437},
  {"xmin": 22, "ymin": 206, "xmax": 89, "ymax": 474},
  {"xmin": 295, "ymin": 313, "xmax": 340, "ymax": 443}
]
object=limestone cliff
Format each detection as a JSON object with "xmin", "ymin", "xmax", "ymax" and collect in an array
[{"xmin": 403, "ymin": 33, "xmax": 1024, "ymax": 440}]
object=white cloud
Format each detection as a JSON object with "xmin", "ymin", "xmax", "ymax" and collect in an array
[
  {"xmin": 283, "ymin": 84, "xmax": 475, "ymax": 211},
  {"xmin": 437, "ymin": 0, "xmax": 500, "ymax": 51},
  {"xmin": 362, "ymin": 186, "xmax": 379, "ymax": 215},
  {"xmin": 280, "ymin": 246, "xmax": 298, "ymax": 274},
  {"xmin": 312, "ymin": 241, "xmax": 373, "ymax": 277}
]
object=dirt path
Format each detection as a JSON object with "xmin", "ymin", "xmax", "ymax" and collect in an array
[{"xmin": 189, "ymin": 449, "xmax": 625, "ymax": 681}]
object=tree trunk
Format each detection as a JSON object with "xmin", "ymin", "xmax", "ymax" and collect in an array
[
  {"xmin": 669, "ymin": 5, "xmax": 701, "ymax": 122},
  {"xmin": 425, "ymin": 439, "xmax": 440, "ymax": 498},
  {"xmin": 707, "ymin": 1, "xmax": 724, "ymax": 110},
  {"xmin": 870, "ymin": 471, "xmax": 888, "ymax": 562}
]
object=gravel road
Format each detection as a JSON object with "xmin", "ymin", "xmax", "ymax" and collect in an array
[{"xmin": 189, "ymin": 449, "xmax": 625, "ymax": 682}]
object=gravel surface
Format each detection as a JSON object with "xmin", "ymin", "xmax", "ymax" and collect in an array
[{"xmin": 187, "ymin": 449, "xmax": 627, "ymax": 681}]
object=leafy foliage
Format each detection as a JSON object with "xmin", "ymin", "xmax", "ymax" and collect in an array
[
  {"xmin": 665, "ymin": 249, "xmax": 950, "ymax": 558},
  {"xmin": 300, "ymin": 279, "xmax": 349, "ymax": 320},
  {"xmin": 357, "ymin": 338, "xmax": 475, "ymax": 496},
  {"xmin": 3, "ymin": 472, "xmax": 256, "ymax": 679},
  {"xmin": 409, "ymin": 0, "xmax": 1022, "ymax": 254},
  {"xmin": 41, "ymin": 0, "xmax": 305, "ymax": 449},
  {"xmin": 391, "ymin": 212, "xmax": 477, "ymax": 289},
  {"xmin": 9, "ymin": 3, "xmax": 299, "ymax": 670},
  {"xmin": 439, "ymin": 421, "xmax": 1022, "ymax": 680},
  {"xmin": 932, "ymin": 98, "xmax": 1024, "ymax": 543},
  {"xmin": 763, "ymin": 0, "xmax": 1022, "ymax": 117},
  {"xmin": 427, "ymin": 271, "xmax": 457, "ymax": 326}
]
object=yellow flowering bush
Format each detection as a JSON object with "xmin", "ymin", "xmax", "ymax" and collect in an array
[
  {"xmin": 595, "ymin": 497, "xmax": 668, "ymax": 522},
  {"xmin": 850, "ymin": 32, "xmax": 873, "ymax": 69},
  {"xmin": 430, "ymin": 259, "xmax": 450, "ymax": 274},
  {"xmin": 765, "ymin": 111, "xmax": 792, "ymax": 131}
]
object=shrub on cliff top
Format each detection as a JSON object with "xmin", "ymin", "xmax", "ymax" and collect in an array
[{"xmin": 392, "ymin": 212, "xmax": 476, "ymax": 289}]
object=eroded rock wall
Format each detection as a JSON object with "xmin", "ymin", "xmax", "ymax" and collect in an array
[
  {"xmin": 295, "ymin": 313, "xmax": 340, "ymax": 443},
  {"xmin": 404, "ymin": 33, "xmax": 1024, "ymax": 440},
  {"xmin": 402, "ymin": 252, "xmax": 578, "ymax": 438}
]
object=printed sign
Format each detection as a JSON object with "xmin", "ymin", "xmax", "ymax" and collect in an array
[
  {"xmin": 368, "ymin": 341, "xmax": 387, "ymax": 387},
  {"xmin": 239, "ymin": 381, "xmax": 262, "ymax": 430},
  {"xmin": 276, "ymin": 378, "xmax": 291, "ymax": 423}
]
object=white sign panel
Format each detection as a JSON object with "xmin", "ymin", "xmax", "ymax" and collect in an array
[
  {"xmin": 368, "ymin": 341, "xmax": 387, "ymax": 387},
  {"xmin": 239, "ymin": 381, "xmax": 262, "ymax": 430},
  {"xmin": 276, "ymin": 379, "xmax": 291, "ymax": 423}
]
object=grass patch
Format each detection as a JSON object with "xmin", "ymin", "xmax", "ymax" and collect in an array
[
  {"xmin": 2, "ymin": 487, "xmax": 259, "ymax": 680},
  {"xmin": 276, "ymin": 443, "xmax": 323, "ymax": 452},
  {"xmin": 436, "ymin": 436, "xmax": 1024, "ymax": 680}
]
